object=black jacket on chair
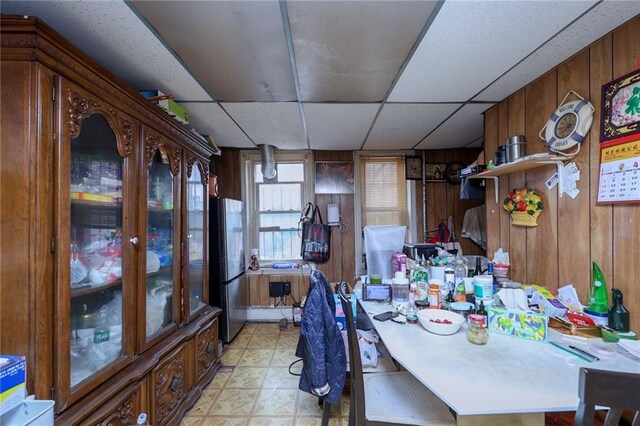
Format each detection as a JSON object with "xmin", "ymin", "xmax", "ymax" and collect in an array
[{"xmin": 295, "ymin": 270, "xmax": 347, "ymax": 404}]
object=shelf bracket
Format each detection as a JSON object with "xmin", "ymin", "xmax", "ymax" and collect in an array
[
  {"xmin": 490, "ymin": 176, "xmax": 499, "ymax": 203},
  {"xmin": 555, "ymin": 160, "xmax": 565, "ymax": 198}
]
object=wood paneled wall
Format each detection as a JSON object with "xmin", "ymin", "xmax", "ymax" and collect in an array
[
  {"xmin": 313, "ymin": 151, "xmax": 357, "ymax": 284},
  {"xmin": 484, "ymin": 16, "xmax": 640, "ymax": 333},
  {"xmin": 418, "ymin": 149, "xmax": 485, "ymax": 257}
]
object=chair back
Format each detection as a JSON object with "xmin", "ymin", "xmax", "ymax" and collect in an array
[
  {"xmin": 575, "ymin": 368, "xmax": 640, "ymax": 426},
  {"xmin": 337, "ymin": 282, "xmax": 365, "ymax": 425}
]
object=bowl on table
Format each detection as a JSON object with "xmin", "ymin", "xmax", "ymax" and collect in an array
[{"xmin": 417, "ymin": 309, "xmax": 465, "ymax": 335}]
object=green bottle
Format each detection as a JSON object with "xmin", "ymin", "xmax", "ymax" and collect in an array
[
  {"xmin": 608, "ymin": 289, "xmax": 630, "ymax": 332},
  {"xmin": 588, "ymin": 262, "xmax": 609, "ymax": 314}
]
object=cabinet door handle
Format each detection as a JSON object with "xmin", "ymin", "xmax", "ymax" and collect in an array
[
  {"xmin": 129, "ymin": 237, "xmax": 139, "ymax": 245},
  {"xmin": 169, "ymin": 375, "xmax": 181, "ymax": 392}
]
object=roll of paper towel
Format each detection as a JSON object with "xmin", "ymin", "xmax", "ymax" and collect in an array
[{"xmin": 327, "ymin": 204, "xmax": 340, "ymax": 224}]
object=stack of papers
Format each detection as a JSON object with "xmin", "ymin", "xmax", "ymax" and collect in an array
[
  {"xmin": 618, "ymin": 340, "xmax": 640, "ymax": 358},
  {"xmin": 545, "ymin": 162, "xmax": 581, "ymax": 198}
]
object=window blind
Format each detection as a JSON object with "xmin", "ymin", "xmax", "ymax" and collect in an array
[{"xmin": 359, "ymin": 156, "xmax": 408, "ymax": 227}]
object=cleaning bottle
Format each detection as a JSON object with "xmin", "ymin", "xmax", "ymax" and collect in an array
[
  {"xmin": 588, "ymin": 262, "xmax": 609, "ymax": 314},
  {"xmin": 608, "ymin": 288, "xmax": 630, "ymax": 332}
]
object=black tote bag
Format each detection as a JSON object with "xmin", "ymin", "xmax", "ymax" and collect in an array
[{"xmin": 301, "ymin": 205, "xmax": 331, "ymax": 263}]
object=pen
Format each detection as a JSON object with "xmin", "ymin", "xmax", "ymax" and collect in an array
[
  {"xmin": 568, "ymin": 345, "xmax": 600, "ymax": 361},
  {"xmin": 549, "ymin": 341, "xmax": 594, "ymax": 362}
]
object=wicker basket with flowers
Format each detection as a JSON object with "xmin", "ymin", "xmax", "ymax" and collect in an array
[{"xmin": 503, "ymin": 188, "xmax": 543, "ymax": 226}]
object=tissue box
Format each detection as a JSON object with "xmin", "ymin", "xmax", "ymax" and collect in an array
[
  {"xmin": 488, "ymin": 308, "xmax": 548, "ymax": 342},
  {"xmin": 139, "ymin": 90, "xmax": 190, "ymax": 124},
  {"xmin": 0, "ymin": 356, "xmax": 26, "ymax": 416},
  {"xmin": 334, "ymin": 293, "xmax": 357, "ymax": 331}
]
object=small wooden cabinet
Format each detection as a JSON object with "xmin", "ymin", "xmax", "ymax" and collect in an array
[{"xmin": 1, "ymin": 15, "xmax": 221, "ymax": 423}]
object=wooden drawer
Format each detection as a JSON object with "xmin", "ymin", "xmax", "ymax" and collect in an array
[
  {"xmin": 151, "ymin": 343, "xmax": 188, "ymax": 426},
  {"xmin": 196, "ymin": 319, "xmax": 218, "ymax": 383},
  {"xmin": 80, "ymin": 382, "xmax": 143, "ymax": 426}
]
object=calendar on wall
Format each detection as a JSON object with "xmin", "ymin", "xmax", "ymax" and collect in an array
[{"xmin": 597, "ymin": 137, "xmax": 640, "ymax": 204}]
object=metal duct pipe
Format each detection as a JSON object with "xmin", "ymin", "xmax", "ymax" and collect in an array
[{"xmin": 259, "ymin": 144, "xmax": 277, "ymax": 180}]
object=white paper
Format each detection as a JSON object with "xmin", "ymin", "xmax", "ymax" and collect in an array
[{"xmin": 546, "ymin": 172, "xmax": 559, "ymax": 189}]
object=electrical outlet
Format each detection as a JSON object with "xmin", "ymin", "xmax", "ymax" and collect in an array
[{"xmin": 283, "ymin": 282, "xmax": 291, "ymax": 295}]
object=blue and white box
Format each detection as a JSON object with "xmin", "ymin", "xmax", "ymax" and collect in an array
[{"xmin": 0, "ymin": 355, "xmax": 26, "ymax": 416}]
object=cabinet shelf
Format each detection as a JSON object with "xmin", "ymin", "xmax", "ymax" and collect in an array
[
  {"xmin": 466, "ymin": 154, "xmax": 574, "ymax": 203},
  {"xmin": 71, "ymin": 267, "xmax": 173, "ymax": 298}
]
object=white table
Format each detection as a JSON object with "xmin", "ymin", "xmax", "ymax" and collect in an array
[{"xmin": 354, "ymin": 284, "xmax": 640, "ymax": 425}]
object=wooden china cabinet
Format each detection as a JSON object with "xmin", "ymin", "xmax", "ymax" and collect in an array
[{"xmin": 0, "ymin": 15, "xmax": 221, "ymax": 425}]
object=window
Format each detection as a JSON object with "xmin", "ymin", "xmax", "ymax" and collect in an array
[
  {"xmin": 242, "ymin": 151, "xmax": 313, "ymax": 262},
  {"xmin": 354, "ymin": 153, "xmax": 417, "ymax": 274}
]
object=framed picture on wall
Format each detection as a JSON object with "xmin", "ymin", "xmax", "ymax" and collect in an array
[
  {"xmin": 315, "ymin": 161, "xmax": 355, "ymax": 194},
  {"xmin": 425, "ymin": 163, "xmax": 447, "ymax": 182},
  {"xmin": 405, "ymin": 156, "xmax": 423, "ymax": 180},
  {"xmin": 600, "ymin": 68, "xmax": 640, "ymax": 143}
]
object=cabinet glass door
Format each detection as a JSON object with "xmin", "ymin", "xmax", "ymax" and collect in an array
[
  {"xmin": 69, "ymin": 113, "xmax": 125, "ymax": 388},
  {"xmin": 145, "ymin": 147, "xmax": 179, "ymax": 340},
  {"xmin": 186, "ymin": 162, "xmax": 207, "ymax": 315}
]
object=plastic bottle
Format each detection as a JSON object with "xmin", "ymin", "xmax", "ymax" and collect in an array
[
  {"xmin": 608, "ymin": 288, "xmax": 629, "ymax": 332},
  {"xmin": 589, "ymin": 262, "xmax": 609, "ymax": 313},
  {"xmin": 444, "ymin": 263, "xmax": 455, "ymax": 296},
  {"xmin": 454, "ymin": 260, "xmax": 467, "ymax": 302},
  {"xmin": 392, "ymin": 271, "xmax": 410, "ymax": 306},
  {"xmin": 486, "ymin": 262, "xmax": 497, "ymax": 293}
]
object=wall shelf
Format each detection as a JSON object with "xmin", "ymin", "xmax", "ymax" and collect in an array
[{"xmin": 466, "ymin": 154, "xmax": 574, "ymax": 203}]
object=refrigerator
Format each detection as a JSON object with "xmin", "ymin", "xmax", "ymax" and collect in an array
[{"xmin": 209, "ymin": 198, "xmax": 247, "ymax": 343}]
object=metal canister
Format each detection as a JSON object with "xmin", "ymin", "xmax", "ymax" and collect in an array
[
  {"xmin": 506, "ymin": 135, "xmax": 526, "ymax": 162},
  {"xmin": 494, "ymin": 145, "xmax": 507, "ymax": 165}
]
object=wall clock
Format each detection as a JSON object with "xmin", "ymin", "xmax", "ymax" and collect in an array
[{"xmin": 539, "ymin": 90, "xmax": 594, "ymax": 156}]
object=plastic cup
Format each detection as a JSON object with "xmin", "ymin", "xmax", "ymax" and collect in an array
[{"xmin": 369, "ymin": 274, "xmax": 382, "ymax": 284}]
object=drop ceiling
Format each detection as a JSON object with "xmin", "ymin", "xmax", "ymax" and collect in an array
[{"xmin": 2, "ymin": 0, "xmax": 639, "ymax": 152}]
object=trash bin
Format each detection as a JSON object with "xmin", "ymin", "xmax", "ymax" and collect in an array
[{"xmin": 0, "ymin": 400, "xmax": 54, "ymax": 426}]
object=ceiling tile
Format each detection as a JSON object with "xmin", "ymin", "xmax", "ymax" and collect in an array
[
  {"xmin": 389, "ymin": 0, "xmax": 597, "ymax": 102},
  {"xmin": 131, "ymin": 0, "xmax": 296, "ymax": 102},
  {"xmin": 1, "ymin": 0, "xmax": 211, "ymax": 101},
  {"xmin": 365, "ymin": 103, "xmax": 461, "ymax": 150},
  {"xmin": 474, "ymin": 2, "xmax": 640, "ymax": 102},
  {"xmin": 416, "ymin": 104, "xmax": 493, "ymax": 150},
  {"xmin": 184, "ymin": 103, "xmax": 254, "ymax": 148},
  {"xmin": 288, "ymin": 1, "xmax": 438, "ymax": 102},
  {"xmin": 221, "ymin": 103, "xmax": 306, "ymax": 150},
  {"xmin": 304, "ymin": 103, "xmax": 379, "ymax": 150}
]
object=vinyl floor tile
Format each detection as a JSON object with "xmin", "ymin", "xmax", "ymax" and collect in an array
[
  {"xmin": 184, "ymin": 322, "xmax": 344, "ymax": 424},
  {"xmin": 208, "ymin": 389, "xmax": 260, "ymax": 416},
  {"xmin": 221, "ymin": 348, "xmax": 245, "ymax": 366},
  {"xmin": 264, "ymin": 367, "xmax": 300, "ymax": 389},
  {"xmin": 237, "ymin": 348, "xmax": 275, "ymax": 367},
  {"xmin": 247, "ymin": 333, "xmax": 278, "ymax": 349},
  {"xmin": 226, "ymin": 367, "xmax": 268, "ymax": 388},
  {"xmin": 252, "ymin": 388, "xmax": 298, "ymax": 416}
]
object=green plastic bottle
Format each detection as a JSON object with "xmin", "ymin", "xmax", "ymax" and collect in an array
[{"xmin": 588, "ymin": 262, "xmax": 609, "ymax": 313}]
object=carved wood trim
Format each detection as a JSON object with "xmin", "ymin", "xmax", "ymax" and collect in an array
[
  {"xmin": 144, "ymin": 132, "xmax": 181, "ymax": 176},
  {"xmin": 92, "ymin": 391, "xmax": 137, "ymax": 426},
  {"xmin": 186, "ymin": 156, "xmax": 209, "ymax": 186},
  {"xmin": 154, "ymin": 349, "xmax": 186, "ymax": 424},
  {"xmin": 67, "ymin": 90, "xmax": 134, "ymax": 158},
  {"xmin": 196, "ymin": 322, "xmax": 217, "ymax": 382}
]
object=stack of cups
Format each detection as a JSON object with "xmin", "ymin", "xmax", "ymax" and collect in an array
[{"xmin": 473, "ymin": 275, "xmax": 494, "ymax": 309}]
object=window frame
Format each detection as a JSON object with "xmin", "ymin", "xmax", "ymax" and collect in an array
[
  {"xmin": 354, "ymin": 151, "xmax": 418, "ymax": 276},
  {"xmin": 241, "ymin": 150, "xmax": 314, "ymax": 264}
]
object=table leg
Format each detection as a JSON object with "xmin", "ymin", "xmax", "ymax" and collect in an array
[{"xmin": 456, "ymin": 412, "xmax": 544, "ymax": 426}]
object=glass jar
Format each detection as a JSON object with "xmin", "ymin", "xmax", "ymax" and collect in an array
[{"xmin": 467, "ymin": 314, "xmax": 488, "ymax": 345}]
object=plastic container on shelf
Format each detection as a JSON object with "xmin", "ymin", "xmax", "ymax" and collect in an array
[{"xmin": 0, "ymin": 400, "xmax": 54, "ymax": 426}]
